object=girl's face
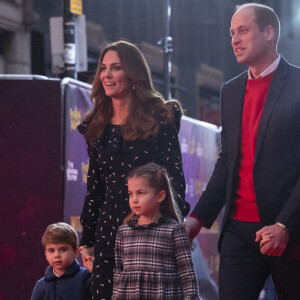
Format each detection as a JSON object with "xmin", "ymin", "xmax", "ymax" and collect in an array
[
  {"xmin": 99, "ymin": 50, "xmax": 132, "ymax": 101},
  {"xmin": 128, "ymin": 176, "xmax": 166, "ymax": 224}
]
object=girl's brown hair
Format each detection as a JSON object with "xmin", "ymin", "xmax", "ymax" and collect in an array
[
  {"xmin": 124, "ymin": 162, "xmax": 183, "ymax": 223},
  {"xmin": 83, "ymin": 40, "xmax": 182, "ymax": 142}
]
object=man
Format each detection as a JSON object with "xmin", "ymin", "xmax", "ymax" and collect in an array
[{"xmin": 185, "ymin": 3, "xmax": 300, "ymax": 299}]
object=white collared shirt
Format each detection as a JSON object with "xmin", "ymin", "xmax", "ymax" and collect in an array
[
  {"xmin": 53, "ymin": 269, "xmax": 61, "ymax": 277},
  {"xmin": 248, "ymin": 55, "xmax": 281, "ymax": 79}
]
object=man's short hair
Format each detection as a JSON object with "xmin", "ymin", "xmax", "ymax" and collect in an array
[
  {"xmin": 42, "ymin": 222, "xmax": 78, "ymax": 250},
  {"xmin": 236, "ymin": 3, "xmax": 280, "ymax": 44}
]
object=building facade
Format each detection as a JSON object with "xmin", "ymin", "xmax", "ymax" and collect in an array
[{"xmin": 1, "ymin": 0, "xmax": 300, "ymax": 121}]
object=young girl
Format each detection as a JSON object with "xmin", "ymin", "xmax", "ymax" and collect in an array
[{"xmin": 112, "ymin": 163, "xmax": 200, "ymax": 300}]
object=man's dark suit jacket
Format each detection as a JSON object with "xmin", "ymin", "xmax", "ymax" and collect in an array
[{"xmin": 192, "ymin": 57, "xmax": 300, "ymax": 248}]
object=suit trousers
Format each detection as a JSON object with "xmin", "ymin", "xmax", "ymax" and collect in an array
[{"xmin": 219, "ymin": 219, "xmax": 300, "ymax": 300}]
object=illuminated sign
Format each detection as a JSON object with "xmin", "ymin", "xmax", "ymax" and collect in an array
[{"xmin": 70, "ymin": 0, "xmax": 82, "ymax": 15}]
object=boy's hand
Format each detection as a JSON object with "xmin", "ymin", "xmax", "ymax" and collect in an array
[{"xmin": 86, "ymin": 260, "xmax": 94, "ymax": 273}]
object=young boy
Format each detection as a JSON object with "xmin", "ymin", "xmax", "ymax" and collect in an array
[{"xmin": 31, "ymin": 222, "xmax": 92, "ymax": 300}]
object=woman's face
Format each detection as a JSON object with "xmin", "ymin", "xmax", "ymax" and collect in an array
[{"xmin": 99, "ymin": 50, "xmax": 132, "ymax": 101}]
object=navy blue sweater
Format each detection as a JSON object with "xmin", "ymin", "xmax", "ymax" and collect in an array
[{"xmin": 31, "ymin": 259, "xmax": 91, "ymax": 300}]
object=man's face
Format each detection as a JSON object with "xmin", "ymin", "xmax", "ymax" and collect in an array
[{"xmin": 230, "ymin": 7, "xmax": 270, "ymax": 69}]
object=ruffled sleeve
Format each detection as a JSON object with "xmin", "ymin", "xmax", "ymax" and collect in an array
[
  {"xmin": 77, "ymin": 117, "xmax": 90, "ymax": 135},
  {"xmin": 77, "ymin": 122, "xmax": 105, "ymax": 247},
  {"xmin": 171, "ymin": 102, "xmax": 183, "ymax": 134},
  {"xmin": 157, "ymin": 103, "xmax": 190, "ymax": 217}
]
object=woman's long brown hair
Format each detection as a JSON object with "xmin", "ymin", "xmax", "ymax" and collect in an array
[{"xmin": 83, "ymin": 40, "xmax": 182, "ymax": 142}]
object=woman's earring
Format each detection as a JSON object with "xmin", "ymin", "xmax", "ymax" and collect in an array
[{"xmin": 132, "ymin": 82, "xmax": 136, "ymax": 91}]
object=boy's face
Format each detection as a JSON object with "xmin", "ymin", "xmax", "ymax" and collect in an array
[{"xmin": 45, "ymin": 243, "xmax": 78, "ymax": 276}]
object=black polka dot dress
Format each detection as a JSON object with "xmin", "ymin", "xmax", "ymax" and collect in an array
[{"xmin": 78, "ymin": 103, "xmax": 190, "ymax": 300}]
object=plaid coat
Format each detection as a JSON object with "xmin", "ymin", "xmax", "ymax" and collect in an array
[{"xmin": 112, "ymin": 216, "xmax": 200, "ymax": 300}]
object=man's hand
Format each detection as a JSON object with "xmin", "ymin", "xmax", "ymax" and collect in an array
[
  {"xmin": 255, "ymin": 224, "xmax": 290, "ymax": 256},
  {"xmin": 183, "ymin": 217, "xmax": 203, "ymax": 247}
]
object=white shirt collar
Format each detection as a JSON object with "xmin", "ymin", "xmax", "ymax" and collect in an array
[
  {"xmin": 248, "ymin": 55, "xmax": 281, "ymax": 79},
  {"xmin": 53, "ymin": 269, "xmax": 61, "ymax": 277}
]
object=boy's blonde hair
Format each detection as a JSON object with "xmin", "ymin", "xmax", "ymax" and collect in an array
[{"xmin": 42, "ymin": 222, "xmax": 78, "ymax": 250}]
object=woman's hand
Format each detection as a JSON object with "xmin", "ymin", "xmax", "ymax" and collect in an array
[{"xmin": 81, "ymin": 247, "xmax": 94, "ymax": 273}]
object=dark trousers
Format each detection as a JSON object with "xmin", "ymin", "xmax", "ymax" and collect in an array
[{"xmin": 219, "ymin": 219, "xmax": 300, "ymax": 300}]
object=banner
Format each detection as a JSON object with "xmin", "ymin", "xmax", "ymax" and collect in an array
[
  {"xmin": 179, "ymin": 116, "xmax": 222, "ymax": 283},
  {"xmin": 62, "ymin": 79, "xmax": 93, "ymax": 239}
]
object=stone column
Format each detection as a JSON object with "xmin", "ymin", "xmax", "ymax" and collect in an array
[
  {"xmin": 0, "ymin": 0, "xmax": 35, "ymax": 74},
  {"xmin": 5, "ymin": 29, "xmax": 31, "ymax": 73}
]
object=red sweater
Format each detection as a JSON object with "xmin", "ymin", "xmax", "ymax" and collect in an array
[{"xmin": 232, "ymin": 71, "xmax": 274, "ymax": 222}]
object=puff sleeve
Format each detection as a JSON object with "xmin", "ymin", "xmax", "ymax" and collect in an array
[{"xmin": 157, "ymin": 103, "xmax": 190, "ymax": 217}]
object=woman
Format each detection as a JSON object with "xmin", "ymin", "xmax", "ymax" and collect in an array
[{"xmin": 78, "ymin": 40, "xmax": 189, "ymax": 300}]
